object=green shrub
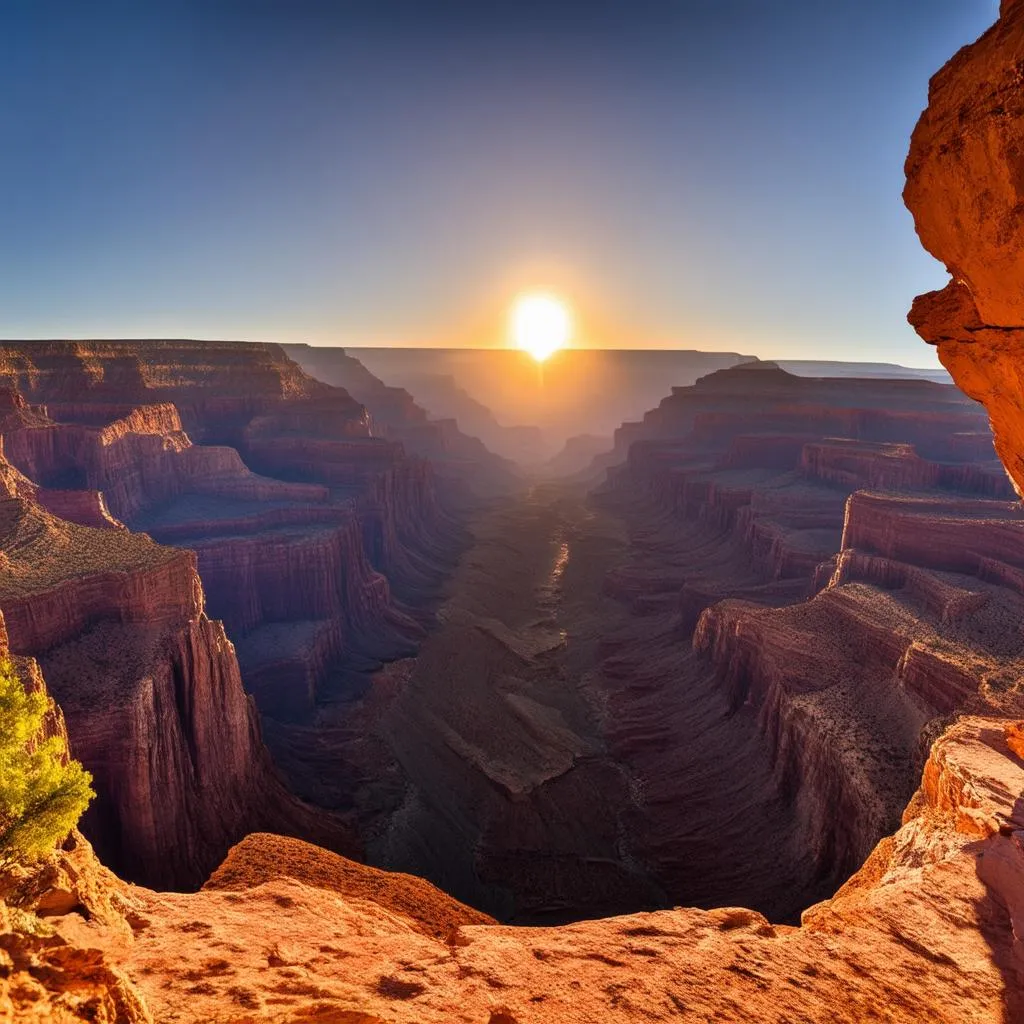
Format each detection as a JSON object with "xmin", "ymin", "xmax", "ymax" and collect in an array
[{"xmin": 0, "ymin": 658, "xmax": 94, "ymax": 868}]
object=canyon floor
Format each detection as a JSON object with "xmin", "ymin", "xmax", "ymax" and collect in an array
[{"xmin": 265, "ymin": 477, "xmax": 914, "ymax": 925}]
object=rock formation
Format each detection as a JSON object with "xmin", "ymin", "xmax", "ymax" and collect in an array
[
  {"xmin": 905, "ymin": 0, "xmax": 1024, "ymax": 494},
  {"xmin": 0, "ymin": 341, "xmax": 471, "ymax": 889}
]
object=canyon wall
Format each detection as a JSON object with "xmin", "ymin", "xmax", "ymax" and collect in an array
[
  {"xmin": 0, "ymin": 340, "xmax": 472, "ymax": 889},
  {"xmin": 0, "ymin": 489, "xmax": 354, "ymax": 890},
  {"xmin": 586, "ymin": 361, "xmax": 1024, "ymax": 917}
]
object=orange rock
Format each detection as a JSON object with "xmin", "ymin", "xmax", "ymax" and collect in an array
[
  {"xmin": 205, "ymin": 833, "xmax": 494, "ymax": 940},
  {"xmin": 905, "ymin": 2, "xmax": 1024, "ymax": 494}
]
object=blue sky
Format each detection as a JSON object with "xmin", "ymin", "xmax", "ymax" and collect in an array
[{"xmin": 0, "ymin": 0, "xmax": 999, "ymax": 363}]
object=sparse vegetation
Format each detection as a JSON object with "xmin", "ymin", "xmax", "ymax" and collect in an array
[{"xmin": 0, "ymin": 658, "xmax": 94, "ymax": 867}]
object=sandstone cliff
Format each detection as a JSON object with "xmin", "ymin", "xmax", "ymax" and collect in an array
[
  {"xmin": 905, "ymin": 0, "xmax": 1024, "ymax": 495},
  {"xmin": 0, "ymin": 500, "xmax": 354, "ymax": 890},
  {"xmin": 0, "ymin": 342, "xmax": 468, "ymax": 867}
]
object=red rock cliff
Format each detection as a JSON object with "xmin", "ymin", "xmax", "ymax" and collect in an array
[
  {"xmin": 905, "ymin": 0, "xmax": 1024, "ymax": 493},
  {"xmin": 0, "ymin": 498, "xmax": 353, "ymax": 889}
]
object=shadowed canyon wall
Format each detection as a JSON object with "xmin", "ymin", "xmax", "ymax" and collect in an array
[{"xmin": 0, "ymin": 340, "xmax": 492, "ymax": 889}]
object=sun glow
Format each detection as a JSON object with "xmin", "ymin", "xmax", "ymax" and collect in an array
[{"xmin": 510, "ymin": 293, "xmax": 572, "ymax": 362}]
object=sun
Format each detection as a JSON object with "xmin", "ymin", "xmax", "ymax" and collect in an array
[{"xmin": 510, "ymin": 293, "xmax": 572, "ymax": 362}]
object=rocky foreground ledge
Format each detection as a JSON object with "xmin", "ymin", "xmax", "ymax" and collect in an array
[{"xmin": 3, "ymin": 710, "xmax": 1021, "ymax": 1022}]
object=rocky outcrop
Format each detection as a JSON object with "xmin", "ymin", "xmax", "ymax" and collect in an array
[
  {"xmin": 0, "ymin": 837, "xmax": 151, "ymax": 1024},
  {"xmin": 0, "ymin": 498, "xmax": 195, "ymax": 652},
  {"xmin": 0, "ymin": 628, "xmax": 149, "ymax": 1022},
  {"xmin": 204, "ymin": 833, "xmax": 495, "ymax": 938},
  {"xmin": 905, "ymin": 0, "xmax": 1024, "ymax": 493}
]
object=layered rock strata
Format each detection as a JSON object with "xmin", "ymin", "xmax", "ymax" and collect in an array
[
  {"xmin": 570, "ymin": 363, "xmax": 1024, "ymax": 918},
  {"xmin": 0, "ymin": 339, "xmax": 464, "ymax": 687},
  {"xmin": 0, "ymin": 341, "xmax": 471, "ymax": 887},
  {"xmin": 0, "ymin": 499, "xmax": 354, "ymax": 890}
]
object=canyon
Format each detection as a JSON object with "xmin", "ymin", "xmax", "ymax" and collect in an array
[
  {"xmin": 6, "ymin": 340, "xmax": 1014, "ymax": 923},
  {"xmin": 320, "ymin": 361, "xmax": 1021, "ymax": 926},
  {"xmin": 0, "ymin": 341, "xmax": 509, "ymax": 890},
  {"xmin": 6, "ymin": 2, "xmax": 1024, "ymax": 1016},
  {"xmin": 2, "ymin": 334, "xmax": 1024, "ymax": 1021}
]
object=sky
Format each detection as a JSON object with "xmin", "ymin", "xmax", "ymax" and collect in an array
[{"xmin": 0, "ymin": 0, "xmax": 1000, "ymax": 364}]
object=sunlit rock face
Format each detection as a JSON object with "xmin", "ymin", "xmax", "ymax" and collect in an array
[{"xmin": 905, "ymin": 0, "xmax": 1024, "ymax": 492}]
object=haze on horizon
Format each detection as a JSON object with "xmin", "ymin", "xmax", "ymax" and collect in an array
[{"xmin": 0, "ymin": 0, "xmax": 998, "ymax": 366}]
